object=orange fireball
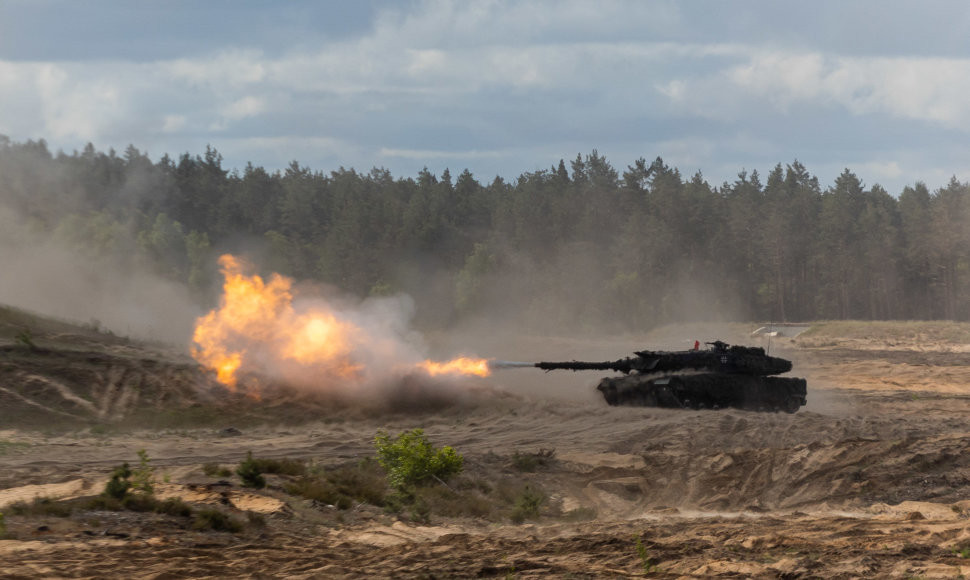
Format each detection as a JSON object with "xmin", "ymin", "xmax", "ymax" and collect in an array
[
  {"xmin": 191, "ymin": 255, "xmax": 360, "ymax": 389},
  {"xmin": 191, "ymin": 254, "xmax": 493, "ymax": 391},
  {"xmin": 419, "ymin": 357, "xmax": 491, "ymax": 377}
]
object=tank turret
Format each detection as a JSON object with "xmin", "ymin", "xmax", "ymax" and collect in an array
[{"xmin": 536, "ymin": 341, "xmax": 807, "ymax": 413}]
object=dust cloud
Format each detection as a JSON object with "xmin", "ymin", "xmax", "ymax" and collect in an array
[{"xmin": 0, "ymin": 205, "xmax": 202, "ymax": 343}]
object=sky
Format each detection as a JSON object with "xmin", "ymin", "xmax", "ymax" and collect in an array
[{"xmin": 2, "ymin": 0, "xmax": 970, "ymax": 194}]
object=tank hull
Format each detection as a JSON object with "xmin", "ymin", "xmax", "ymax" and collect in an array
[{"xmin": 596, "ymin": 373, "xmax": 807, "ymax": 413}]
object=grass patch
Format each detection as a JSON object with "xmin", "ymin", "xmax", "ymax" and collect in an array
[
  {"xmin": 285, "ymin": 459, "xmax": 387, "ymax": 509},
  {"xmin": 152, "ymin": 497, "xmax": 194, "ymax": 517},
  {"xmin": 247, "ymin": 456, "xmax": 306, "ymax": 476},
  {"xmin": 78, "ymin": 493, "xmax": 193, "ymax": 517},
  {"xmin": 561, "ymin": 506, "xmax": 597, "ymax": 521},
  {"xmin": 0, "ymin": 440, "xmax": 29, "ymax": 456},
  {"xmin": 193, "ymin": 508, "xmax": 243, "ymax": 533},
  {"xmin": 6, "ymin": 496, "xmax": 73, "ymax": 518},
  {"xmin": 236, "ymin": 452, "xmax": 307, "ymax": 489},
  {"xmin": 408, "ymin": 481, "xmax": 493, "ymax": 519},
  {"xmin": 510, "ymin": 448, "xmax": 556, "ymax": 472},
  {"xmin": 203, "ymin": 462, "xmax": 232, "ymax": 478}
]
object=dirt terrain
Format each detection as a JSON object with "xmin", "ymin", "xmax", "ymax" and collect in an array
[{"xmin": 3, "ymin": 317, "xmax": 970, "ymax": 578}]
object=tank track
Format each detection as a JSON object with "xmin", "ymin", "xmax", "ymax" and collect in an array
[{"xmin": 596, "ymin": 373, "xmax": 807, "ymax": 413}]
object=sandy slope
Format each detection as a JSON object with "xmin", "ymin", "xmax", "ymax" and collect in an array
[{"xmin": 3, "ymin": 329, "xmax": 970, "ymax": 578}]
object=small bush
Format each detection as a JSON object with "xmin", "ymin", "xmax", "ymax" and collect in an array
[
  {"xmin": 120, "ymin": 494, "xmax": 158, "ymax": 512},
  {"xmin": 510, "ymin": 448, "xmax": 556, "ymax": 472},
  {"xmin": 203, "ymin": 462, "xmax": 232, "ymax": 478},
  {"xmin": 131, "ymin": 449, "xmax": 155, "ymax": 495},
  {"xmin": 14, "ymin": 328, "xmax": 35, "ymax": 349},
  {"xmin": 104, "ymin": 462, "xmax": 133, "ymax": 499},
  {"xmin": 635, "ymin": 533, "xmax": 660, "ymax": 574},
  {"xmin": 510, "ymin": 485, "xmax": 544, "ymax": 524},
  {"xmin": 249, "ymin": 457, "xmax": 305, "ymax": 476},
  {"xmin": 80, "ymin": 495, "xmax": 123, "ymax": 511},
  {"xmin": 374, "ymin": 428, "xmax": 463, "ymax": 490},
  {"xmin": 193, "ymin": 508, "xmax": 243, "ymax": 533},
  {"xmin": 237, "ymin": 451, "xmax": 266, "ymax": 489},
  {"xmin": 155, "ymin": 498, "xmax": 193, "ymax": 517}
]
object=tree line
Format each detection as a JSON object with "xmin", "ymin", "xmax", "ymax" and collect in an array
[{"xmin": 1, "ymin": 135, "xmax": 968, "ymax": 331}]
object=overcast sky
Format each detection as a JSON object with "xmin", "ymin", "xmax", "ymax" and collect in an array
[{"xmin": 2, "ymin": 0, "xmax": 970, "ymax": 194}]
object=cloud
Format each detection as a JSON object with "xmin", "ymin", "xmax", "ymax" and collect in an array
[
  {"xmin": 161, "ymin": 115, "xmax": 187, "ymax": 134},
  {"xmin": 163, "ymin": 49, "xmax": 267, "ymax": 89},
  {"xmin": 723, "ymin": 51, "xmax": 970, "ymax": 129},
  {"xmin": 222, "ymin": 96, "xmax": 266, "ymax": 120}
]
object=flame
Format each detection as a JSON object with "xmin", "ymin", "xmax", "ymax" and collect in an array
[
  {"xmin": 191, "ymin": 254, "xmax": 491, "ymax": 390},
  {"xmin": 419, "ymin": 357, "xmax": 492, "ymax": 377}
]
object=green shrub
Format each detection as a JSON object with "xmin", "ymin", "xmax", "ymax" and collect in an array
[
  {"xmin": 374, "ymin": 429, "xmax": 463, "ymax": 490},
  {"xmin": 14, "ymin": 328, "xmax": 35, "ymax": 349},
  {"xmin": 80, "ymin": 495, "xmax": 123, "ymax": 511},
  {"xmin": 154, "ymin": 498, "xmax": 193, "ymax": 517},
  {"xmin": 510, "ymin": 448, "xmax": 556, "ymax": 472},
  {"xmin": 635, "ymin": 533, "xmax": 660, "ymax": 574},
  {"xmin": 131, "ymin": 449, "xmax": 155, "ymax": 495},
  {"xmin": 120, "ymin": 494, "xmax": 158, "ymax": 512},
  {"xmin": 193, "ymin": 508, "xmax": 243, "ymax": 533},
  {"xmin": 248, "ymin": 457, "xmax": 305, "ymax": 476},
  {"xmin": 203, "ymin": 462, "xmax": 232, "ymax": 478},
  {"xmin": 510, "ymin": 485, "xmax": 544, "ymax": 524},
  {"xmin": 104, "ymin": 462, "xmax": 133, "ymax": 499},
  {"xmin": 237, "ymin": 451, "xmax": 266, "ymax": 488}
]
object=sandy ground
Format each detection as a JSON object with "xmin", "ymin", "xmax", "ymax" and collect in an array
[{"xmin": 3, "ymin": 328, "xmax": 970, "ymax": 578}]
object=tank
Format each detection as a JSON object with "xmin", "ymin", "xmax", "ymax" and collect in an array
[{"xmin": 535, "ymin": 340, "xmax": 807, "ymax": 413}]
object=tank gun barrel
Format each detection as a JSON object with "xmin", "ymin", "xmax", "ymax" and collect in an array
[{"xmin": 535, "ymin": 358, "xmax": 644, "ymax": 374}]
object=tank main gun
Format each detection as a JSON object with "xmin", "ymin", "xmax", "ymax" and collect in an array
[{"xmin": 535, "ymin": 341, "xmax": 792, "ymax": 377}]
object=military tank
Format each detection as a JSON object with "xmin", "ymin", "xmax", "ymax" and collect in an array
[{"xmin": 535, "ymin": 340, "xmax": 807, "ymax": 413}]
